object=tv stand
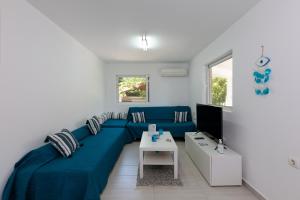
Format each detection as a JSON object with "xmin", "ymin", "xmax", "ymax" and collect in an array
[{"xmin": 185, "ymin": 132, "xmax": 242, "ymax": 186}]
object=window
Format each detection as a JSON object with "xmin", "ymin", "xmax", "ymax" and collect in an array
[
  {"xmin": 117, "ymin": 75, "xmax": 149, "ymax": 103},
  {"xmin": 208, "ymin": 54, "xmax": 233, "ymax": 107}
]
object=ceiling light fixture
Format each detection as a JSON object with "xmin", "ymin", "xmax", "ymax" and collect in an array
[{"xmin": 141, "ymin": 34, "xmax": 148, "ymax": 51}]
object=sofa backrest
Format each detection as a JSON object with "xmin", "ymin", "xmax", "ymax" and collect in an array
[
  {"xmin": 23, "ymin": 125, "xmax": 91, "ymax": 161},
  {"xmin": 72, "ymin": 125, "xmax": 91, "ymax": 141},
  {"xmin": 127, "ymin": 106, "xmax": 192, "ymax": 123}
]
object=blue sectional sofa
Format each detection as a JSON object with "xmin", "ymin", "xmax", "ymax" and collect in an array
[
  {"xmin": 3, "ymin": 126, "xmax": 132, "ymax": 200},
  {"xmin": 3, "ymin": 106, "xmax": 195, "ymax": 200},
  {"xmin": 101, "ymin": 119, "xmax": 134, "ymax": 143},
  {"xmin": 127, "ymin": 106, "xmax": 196, "ymax": 139}
]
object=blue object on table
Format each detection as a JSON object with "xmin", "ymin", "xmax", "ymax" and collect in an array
[
  {"xmin": 159, "ymin": 129, "xmax": 163, "ymax": 135},
  {"xmin": 152, "ymin": 134, "xmax": 157, "ymax": 142}
]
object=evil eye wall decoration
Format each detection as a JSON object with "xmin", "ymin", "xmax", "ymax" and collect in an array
[
  {"xmin": 253, "ymin": 46, "xmax": 272, "ymax": 96},
  {"xmin": 256, "ymin": 56, "xmax": 270, "ymax": 67},
  {"xmin": 253, "ymin": 68, "xmax": 272, "ymax": 84},
  {"xmin": 255, "ymin": 87, "xmax": 270, "ymax": 95}
]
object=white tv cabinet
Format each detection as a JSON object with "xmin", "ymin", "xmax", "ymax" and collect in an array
[{"xmin": 185, "ymin": 132, "xmax": 242, "ymax": 186}]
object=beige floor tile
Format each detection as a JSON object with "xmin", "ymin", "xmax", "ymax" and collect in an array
[
  {"xmin": 101, "ymin": 141, "xmax": 258, "ymax": 200},
  {"xmin": 106, "ymin": 175, "xmax": 138, "ymax": 189},
  {"xmin": 154, "ymin": 187, "xmax": 207, "ymax": 200},
  {"xmin": 101, "ymin": 187, "xmax": 154, "ymax": 200},
  {"xmin": 111, "ymin": 165, "xmax": 138, "ymax": 176},
  {"xmin": 206, "ymin": 194, "xmax": 258, "ymax": 200}
]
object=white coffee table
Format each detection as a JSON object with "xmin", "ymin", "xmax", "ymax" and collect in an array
[{"xmin": 139, "ymin": 131, "xmax": 178, "ymax": 179}]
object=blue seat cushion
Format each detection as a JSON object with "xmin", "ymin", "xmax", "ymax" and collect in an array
[
  {"xmin": 27, "ymin": 127, "xmax": 127, "ymax": 200},
  {"xmin": 101, "ymin": 119, "xmax": 134, "ymax": 143},
  {"xmin": 101, "ymin": 119, "xmax": 128, "ymax": 128},
  {"xmin": 127, "ymin": 106, "xmax": 193, "ymax": 122},
  {"xmin": 127, "ymin": 121, "xmax": 196, "ymax": 139}
]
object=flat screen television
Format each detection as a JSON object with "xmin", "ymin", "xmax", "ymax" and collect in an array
[{"xmin": 196, "ymin": 104, "xmax": 223, "ymax": 141}]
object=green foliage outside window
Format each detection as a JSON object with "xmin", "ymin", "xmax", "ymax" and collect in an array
[
  {"xmin": 212, "ymin": 77, "xmax": 227, "ymax": 106},
  {"xmin": 118, "ymin": 76, "xmax": 147, "ymax": 102}
]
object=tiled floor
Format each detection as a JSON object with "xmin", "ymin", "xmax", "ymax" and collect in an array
[{"xmin": 101, "ymin": 141, "xmax": 258, "ymax": 200}]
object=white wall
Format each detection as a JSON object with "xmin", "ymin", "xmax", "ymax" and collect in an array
[
  {"xmin": 0, "ymin": 0, "xmax": 105, "ymax": 193},
  {"xmin": 104, "ymin": 62, "xmax": 190, "ymax": 112},
  {"xmin": 189, "ymin": 0, "xmax": 300, "ymax": 199}
]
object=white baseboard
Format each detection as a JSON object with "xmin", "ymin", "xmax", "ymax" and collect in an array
[{"xmin": 242, "ymin": 179, "xmax": 267, "ymax": 200}]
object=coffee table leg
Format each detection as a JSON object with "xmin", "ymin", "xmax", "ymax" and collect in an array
[
  {"xmin": 174, "ymin": 150, "xmax": 178, "ymax": 179},
  {"xmin": 139, "ymin": 149, "xmax": 143, "ymax": 179}
]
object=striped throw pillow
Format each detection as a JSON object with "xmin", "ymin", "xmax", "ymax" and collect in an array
[
  {"xmin": 120, "ymin": 112, "xmax": 128, "ymax": 119},
  {"xmin": 106, "ymin": 112, "xmax": 114, "ymax": 119},
  {"xmin": 97, "ymin": 115, "xmax": 106, "ymax": 124},
  {"xmin": 86, "ymin": 116, "xmax": 101, "ymax": 135},
  {"xmin": 174, "ymin": 111, "xmax": 188, "ymax": 123},
  {"xmin": 132, "ymin": 112, "xmax": 145, "ymax": 123},
  {"xmin": 100, "ymin": 113, "xmax": 108, "ymax": 122},
  {"xmin": 45, "ymin": 129, "xmax": 80, "ymax": 157},
  {"xmin": 114, "ymin": 112, "xmax": 128, "ymax": 119},
  {"xmin": 112, "ymin": 112, "xmax": 118, "ymax": 119},
  {"xmin": 92, "ymin": 115, "xmax": 100, "ymax": 124}
]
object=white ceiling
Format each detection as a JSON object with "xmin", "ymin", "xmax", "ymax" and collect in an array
[{"xmin": 28, "ymin": 0, "xmax": 260, "ymax": 63}]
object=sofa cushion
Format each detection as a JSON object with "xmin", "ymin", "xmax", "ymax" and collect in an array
[
  {"xmin": 131, "ymin": 112, "xmax": 146, "ymax": 123},
  {"xmin": 127, "ymin": 121, "xmax": 196, "ymax": 139},
  {"xmin": 128, "ymin": 106, "xmax": 192, "ymax": 122},
  {"xmin": 86, "ymin": 116, "xmax": 100, "ymax": 135},
  {"xmin": 174, "ymin": 111, "xmax": 188, "ymax": 123},
  {"xmin": 106, "ymin": 112, "xmax": 114, "ymax": 119},
  {"xmin": 101, "ymin": 119, "xmax": 134, "ymax": 144},
  {"xmin": 27, "ymin": 127, "xmax": 127, "ymax": 200},
  {"xmin": 101, "ymin": 119, "xmax": 128, "ymax": 128},
  {"xmin": 113, "ymin": 112, "xmax": 127, "ymax": 119},
  {"xmin": 44, "ymin": 129, "xmax": 80, "ymax": 157},
  {"xmin": 126, "ymin": 106, "xmax": 195, "ymax": 139}
]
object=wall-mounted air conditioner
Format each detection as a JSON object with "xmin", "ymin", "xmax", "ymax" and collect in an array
[{"xmin": 160, "ymin": 68, "xmax": 188, "ymax": 77}]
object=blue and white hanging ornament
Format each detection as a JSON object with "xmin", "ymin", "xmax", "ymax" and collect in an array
[{"xmin": 253, "ymin": 45, "xmax": 272, "ymax": 95}]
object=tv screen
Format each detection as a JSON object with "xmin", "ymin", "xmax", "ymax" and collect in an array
[{"xmin": 196, "ymin": 104, "xmax": 223, "ymax": 141}]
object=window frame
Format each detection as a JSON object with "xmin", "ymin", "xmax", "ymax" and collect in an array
[
  {"xmin": 116, "ymin": 75, "xmax": 150, "ymax": 104},
  {"xmin": 207, "ymin": 51, "xmax": 233, "ymax": 109}
]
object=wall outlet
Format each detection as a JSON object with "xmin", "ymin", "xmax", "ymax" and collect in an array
[{"xmin": 288, "ymin": 157, "xmax": 300, "ymax": 169}]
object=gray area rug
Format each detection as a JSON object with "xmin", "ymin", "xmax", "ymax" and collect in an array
[{"xmin": 136, "ymin": 165, "xmax": 183, "ymax": 186}]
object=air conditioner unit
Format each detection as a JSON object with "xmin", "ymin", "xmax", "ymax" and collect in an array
[{"xmin": 160, "ymin": 68, "xmax": 188, "ymax": 77}]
